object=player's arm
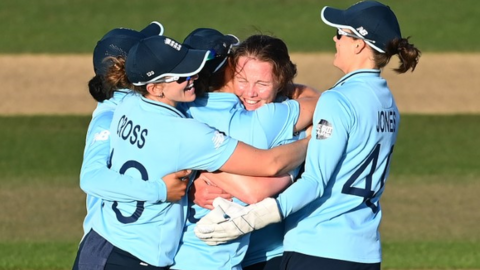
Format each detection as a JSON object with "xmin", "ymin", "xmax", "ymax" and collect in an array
[
  {"xmin": 80, "ymin": 117, "xmax": 184, "ymax": 203},
  {"xmin": 218, "ymin": 136, "xmax": 309, "ymax": 177},
  {"xmin": 197, "ymin": 171, "xmax": 291, "ymax": 204},
  {"xmin": 277, "ymin": 91, "xmax": 350, "ymax": 217},
  {"xmin": 291, "ymin": 84, "xmax": 320, "ymax": 132},
  {"xmin": 290, "ymin": 83, "xmax": 321, "ymax": 99},
  {"xmin": 194, "ymin": 92, "xmax": 349, "ymax": 245}
]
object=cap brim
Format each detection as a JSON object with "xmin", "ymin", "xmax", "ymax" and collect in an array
[
  {"xmin": 321, "ymin": 6, "xmax": 385, "ymax": 53},
  {"xmin": 321, "ymin": 6, "xmax": 350, "ymax": 30},
  {"xmin": 140, "ymin": 21, "xmax": 164, "ymax": 36},
  {"xmin": 167, "ymin": 49, "xmax": 212, "ymax": 78},
  {"xmin": 224, "ymin": 34, "xmax": 240, "ymax": 47}
]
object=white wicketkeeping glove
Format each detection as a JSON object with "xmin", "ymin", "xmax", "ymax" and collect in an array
[{"xmin": 194, "ymin": 197, "xmax": 282, "ymax": 245}]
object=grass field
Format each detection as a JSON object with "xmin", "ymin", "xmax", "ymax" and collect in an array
[
  {"xmin": 0, "ymin": 0, "xmax": 478, "ymax": 53},
  {"xmin": 1, "ymin": 115, "xmax": 479, "ymax": 269}
]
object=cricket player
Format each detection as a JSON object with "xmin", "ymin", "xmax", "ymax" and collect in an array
[{"xmin": 195, "ymin": 2, "xmax": 421, "ymax": 270}]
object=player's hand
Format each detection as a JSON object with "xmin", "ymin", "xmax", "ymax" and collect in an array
[
  {"xmin": 194, "ymin": 197, "xmax": 282, "ymax": 245},
  {"xmin": 163, "ymin": 170, "xmax": 191, "ymax": 202},
  {"xmin": 190, "ymin": 174, "xmax": 232, "ymax": 210}
]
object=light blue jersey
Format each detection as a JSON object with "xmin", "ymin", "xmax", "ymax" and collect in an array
[
  {"xmin": 80, "ymin": 90, "xmax": 167, "ymax": 240},
  {"xmin": 92, "ymin": 94, "xmax": 239, "ymax": 267},
  {"xmin": 242, "ymin": 132, "xmax": 304, "ymax": 268},
  {"xmin": 173, "ymin": 92, "xmax": 301, "ymax": 270},
  {"xmin": 179, "ymin": 93, "xmax": 300, "ymax": 148},
  {"xmin": 242, "ymin": 95, "xmax": 304, "ymax": 267},
  {"xmin": 277, "ymin": 70, "xmax": 400, "ymax": 263}
]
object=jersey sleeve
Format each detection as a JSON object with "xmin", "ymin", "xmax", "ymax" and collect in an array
[
  {"xmin": 80, "ymin": 112, "xmax": 167, "ymax": 203},
  {"xmin": 175, "ymin": 120, "xmax": 239, "ymax": 172},
  {"xmin": 276, "ymin": 90, "xmax": 353, "ymax": 216}
]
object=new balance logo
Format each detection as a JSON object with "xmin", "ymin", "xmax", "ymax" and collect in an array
[
  {"xmin": 212, "ymin": 131, "xmax": 226, "ymax": 149},
  {"xmin": 357, "ymin": 27, "xmax": 368, "ymax": 36}
]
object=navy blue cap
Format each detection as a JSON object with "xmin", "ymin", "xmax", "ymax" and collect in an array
[
  {"xmin": 183, "ymin": 28, "xmax": 240, "ymax": 73},
  {"xmin": 93, "ymin": 21, "xmax": 164, "ymax": 76},
  {"xmin": 126, "ymin": 36, "xmax": 212, "ymax": 86},
  {"xmin": 321, "ymin": 1, "xmax": 401, "ymax": 53}
]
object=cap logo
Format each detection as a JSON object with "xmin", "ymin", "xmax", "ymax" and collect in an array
[
  {"xmin": 108, "ymin": 44, "xmax": 127, "ymax": 56},
  {"xmin": 357, "ymin": 27, "xmax": 368, "ymax": 36},
  {"xmin": 164, "ymin": 38, "xmax": 182, "ymax": 51},
  {"xmin": 146, "ymin": 71, "xmax": 155, "ymax": 77}
]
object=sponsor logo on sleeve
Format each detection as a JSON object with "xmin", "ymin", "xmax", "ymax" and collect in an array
[
  {"xmin": 92, "ymin": 130, "xmax": 110, "ymax": 144},
  {"xmin": 316, "ymin": 119, "xmax": 333, "ymax": 140},
  {"xmin": 212, "ymin": 130, "xmax": 226, "ymax": 149}
]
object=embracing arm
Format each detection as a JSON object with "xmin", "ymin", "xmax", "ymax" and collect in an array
[
  {"xmin": 290, "ymin": 83, "xmax": 321, "ymax": 99},
  {"xmin": 197, "ymin": 172, "xmax": 291, "ymax": 204},
  {"xmin": 81, "ymin": 144, "xmax": 190, "ymax": 203},
  {"xmin": 80, "ymin": 116, "xmax": 189, "ymax": 203},
  {"xmin": 292, "ymin": 84, "xmax": 320, "ymax": 132},
  {"xmin": 218, "ymin": 136, "xmax": 309, "ymax": 177}
]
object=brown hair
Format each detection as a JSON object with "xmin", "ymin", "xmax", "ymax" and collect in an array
[
  {"xmin": 103, "ymin": 56, "xmax": 148, "ymax": 95},
  {"xmin": 193, "ymin": 61, "xmax": 230, "ymax": 96},
  {"xmin": 230, "ymin": 34, "xmax": 297, "ymax": 97},
  {"xmin": 87, "ymin": 74, "xmax": 110, "ymax": 102},
  {"xmin": 374, "ymin": 37, "xmax": 421, "ymax": 73}
]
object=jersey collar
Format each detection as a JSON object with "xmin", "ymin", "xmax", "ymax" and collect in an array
[
  {"xmin": 140, "ymin": 96, "xmax": 186, "ymax": 118},
  {"xmin": 330, "ymin": 69, "xmax": 381, "ymax": 89}
]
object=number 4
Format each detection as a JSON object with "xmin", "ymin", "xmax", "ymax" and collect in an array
[{"xmin": 341, "ymin": 144, "xmax": 394, "ymax": 213}]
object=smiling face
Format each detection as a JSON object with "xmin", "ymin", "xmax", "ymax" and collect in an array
[
  {"xmin": 233, "ymin": 56, "xmax": 280, "ymax": 111},
  {"xmin": 146, "ymin": 75, "xmax": 198, "ymax": 107}
]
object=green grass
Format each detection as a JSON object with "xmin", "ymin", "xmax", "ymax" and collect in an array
[
  {"xmin": 0, "ymin": 116, "xmax": 89, "ymax": 181},
  {"xmin": 0, "ymin": 242, "xmax": 78, "ymax": 270},
  {"xmin": 392, "ymin": 115, "xmax": 480, "ymax": 176},
  {"xmin": 1, "ymin": 115, "xmax": 479, "ymax": 269},
  {"xmin": 382, "ymin": 241, "xmax": 480, "ymax": 269},
  {"xmin": 0, "ymin": 0, "xmax": 478, "ymax": 53}
]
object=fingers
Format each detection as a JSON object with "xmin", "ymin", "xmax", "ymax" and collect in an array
[
  {"xmin": 206, "ymin": 185, "xmax": 228, "ymax": 195},
  {"xmin": 215, "ymin": 193, "xmax": 233, "ymax": 200},
  {"xmin": 202, "ymin": 193, "xmax": 233, "ymax": 210},
  {"xmin": 192, "ymin": 179, "xmax": 232, "ymax": 209},
  {"xmin": 194, "ymin": 221, "xmax": 242, "ymax": 245},
  {"xmin": 212, "ymin": 197, "xmax": 245, "ymax": 219},
  {"xmin": 166, "ymin": 178, "xmax": 188, "ymax": 202},
  {"xmin": 175, "ymin": 169, "xmax": 192, "ymax": 181}
]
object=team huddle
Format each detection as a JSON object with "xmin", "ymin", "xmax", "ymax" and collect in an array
[{"xmin": 72, "ymin": 1, "xmax": 421, "ymax": 270}]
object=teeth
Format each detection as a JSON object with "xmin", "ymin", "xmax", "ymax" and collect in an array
[
  {"xmin": 245, "ymin": 99, "xmax": 258, "ymax": 104},
  {"xmin": 184, "ymin": 83, "xmax": 194, "ymax": 91}
]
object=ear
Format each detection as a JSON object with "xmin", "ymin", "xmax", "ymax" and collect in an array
[
  {"xmin": 146, "ymin": 83, "xmax": 163, "ymax": 96},
  {"xmin": 354, "ymin": 40, "xmax": 367, "ymax": 54}
]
